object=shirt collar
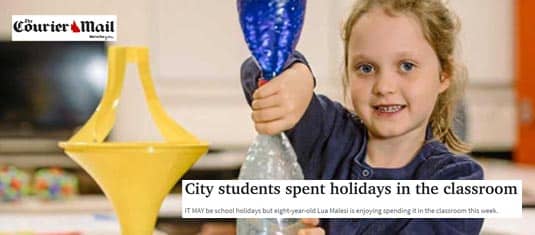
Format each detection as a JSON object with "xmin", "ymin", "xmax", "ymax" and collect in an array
[{"xmin": 352, "ymin": 124, "xmax": 442, "ymax": 170}]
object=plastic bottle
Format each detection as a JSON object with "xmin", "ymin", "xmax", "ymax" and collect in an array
[{"xmin": 237, "ymin": 134, "xmax": 305, "ymax": 235}]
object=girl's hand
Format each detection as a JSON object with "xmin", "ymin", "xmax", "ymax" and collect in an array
[
  {"xmin": 298, "ymin": 218, "xmax": 325, "ymax": 235},
  {"xmin": 251, "ymin": 63, "xmax": 314, "ymax": 135}
]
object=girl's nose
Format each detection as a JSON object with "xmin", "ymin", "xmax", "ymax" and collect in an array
[{"xmin": 372, "ymin": 71, "xmax": 397, "ymax": 96}]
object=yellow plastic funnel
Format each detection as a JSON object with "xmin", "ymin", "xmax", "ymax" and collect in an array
[{"xmin": 59, "ymin": 46, "xmax": 208, "ymax": 235}]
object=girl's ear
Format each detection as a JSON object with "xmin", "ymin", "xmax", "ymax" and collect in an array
[{"xmin": 439, "ymin": 72, "xmax": 450, "ymax": 94}]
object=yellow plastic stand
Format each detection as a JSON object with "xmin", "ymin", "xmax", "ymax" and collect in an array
[{"xmin": 59, "ymin": 46, "xmax": 208, "ymax": 235}]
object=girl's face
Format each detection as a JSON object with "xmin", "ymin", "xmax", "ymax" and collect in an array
[{"xmin": 347, "ymin": 7, "xmax": 449, "ymax": 140}]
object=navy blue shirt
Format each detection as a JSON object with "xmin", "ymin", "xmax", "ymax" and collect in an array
[{"xmin": 240, "ymin": 52, "xmax": 484, "ymax": 235}]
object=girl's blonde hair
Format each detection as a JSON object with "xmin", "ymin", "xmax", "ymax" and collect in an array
[{"xmin": 342, "ymin": 0, "xmax": 470, "ymax": 153}]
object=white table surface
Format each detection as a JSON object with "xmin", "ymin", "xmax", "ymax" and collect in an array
[
  {"xmin": 0, "ymin": 194, "xmax": 182, "ymax": 218},
  {"xmin": 0, "ymin": 195, "xmax": 177, "ymax": 234},
  {"xmin": 0, "ymin": 213, "xmax": 167, "ymax": 235}
]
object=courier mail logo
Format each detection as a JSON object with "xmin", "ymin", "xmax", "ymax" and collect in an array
[{"xmin": 12, "ymin": 15, "xmax": 116, "ymax": 41}]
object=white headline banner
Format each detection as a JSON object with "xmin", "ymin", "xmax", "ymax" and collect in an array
[{"xmin": 182, "ymin": 180, "xmax": 522, "ymax": 218}]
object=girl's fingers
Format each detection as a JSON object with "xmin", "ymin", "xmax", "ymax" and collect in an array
[
  {"xmin": 253, "ymin": 74, "xmax": 286, "ymax": 99},
  {"xmin": 250, "ymin": 62, "xmax": 313, "ymax": 134},
  {"xmin": 297, "ymin": 227, "xmax": 325, "ymax": 235},
  {"xmin": 301, "ymin": 218, "xmax": 320, "ymax": 226},
  {"xmin": 252, "ymin": 94, "xmax": 281, "ymax": 110},
  {"xmin": 297, "ymin": 218, "xmax": 323, "ymax": 235},
  {"xmin": 254, "ymin": 118, "xmax": 291, "ymax": 135},
  {"xmin": 252, "ymin": 106, "xmax": 286, "ymax": 123}
]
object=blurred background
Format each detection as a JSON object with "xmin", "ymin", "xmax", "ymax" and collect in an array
[{"xmin": 0, "ymin": 0, "xmax": 533, "ymax": 234}]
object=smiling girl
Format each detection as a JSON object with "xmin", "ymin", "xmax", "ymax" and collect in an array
[{"xmin": 240, "ymin": 0, "xmax": 484, "ymax": 234}]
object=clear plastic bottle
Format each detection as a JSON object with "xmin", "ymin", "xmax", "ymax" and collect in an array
[
  {"xmin": 237, "ymin": 133, "xmax": 305, "ymax": 235},
  {"xmin": 237, "ymin": 0, "xmax": 307, "ymax": 233}
]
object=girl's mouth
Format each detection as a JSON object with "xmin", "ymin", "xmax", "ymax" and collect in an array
[{"xmin": 373, "ymin": 104, "xmax": 407, "ymax": 115}]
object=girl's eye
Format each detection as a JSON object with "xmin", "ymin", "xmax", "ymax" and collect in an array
[
  {"xmin": 400, "ymin": 62, "xmax": 415, "ymax": 72},
  {"xmin": 357, "ymin": 64, "xmax": 375, "ymax": 74}
]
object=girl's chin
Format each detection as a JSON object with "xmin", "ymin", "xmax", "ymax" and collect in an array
[
  {"xmin": 367, "ymin": 125, "xmax": 408, "ymax": 139},
  {"xmin": 369, "ymin": 131, "xmax": 404, "ymax": 140}
]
